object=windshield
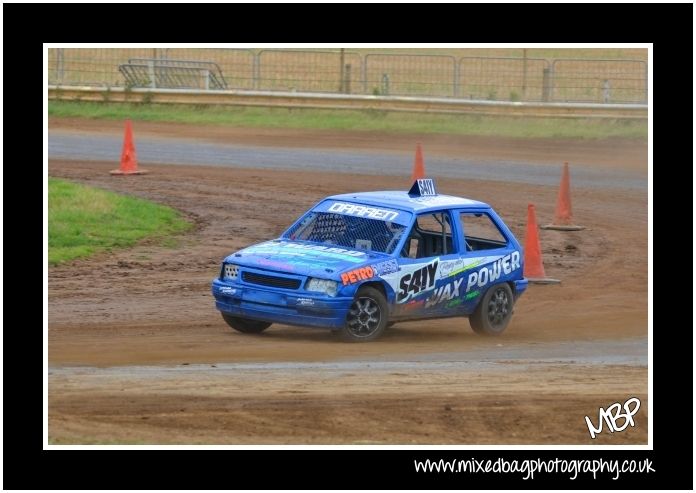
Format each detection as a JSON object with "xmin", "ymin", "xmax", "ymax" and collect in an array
[{"xmin": 283, "ymin": 212, "xmax": 407, "ymax": 254}]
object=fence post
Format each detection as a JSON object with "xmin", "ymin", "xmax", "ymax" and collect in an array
[
  {"xmin": 453, "ymin": 58, "xmax": 459, "ymax": 97},
  {"xmin": 344, "ymin": 64, "xmax": 352, "ymax": 94},
  {"xmin": 542, "ymin": 67, "xmax": 551, "ymax": 102},
  {"xmin": 339, "ymin": 48, "xmax": 345, "ymax": 93},
  {"xmin": 57, "ymin": 48, "xmax": 65, "ymax": 84},
  {"xmin": 202, "ymin": 69, "xmax": 210, "ymax": 90},
  {"xmin": 382, "ymin": 73, "xmax": 390, "ymax": 95},
  {"xmin": 522, "ymin": 49, "xmax": 528, "ymax": 99},
  {"xmin": 362, "ymin": 55, "xmax": 368, "ymax": 94},
  {"xmin": 602, "ymin": 79, "xmax": 611, "ymax": 103},
  {"xmin": 253, "ymin": 51, "xmax": 260, "ymax": 90},
  {"xmin": 147, "ymin": 60, "xmax": 156, "ymax": 89}
]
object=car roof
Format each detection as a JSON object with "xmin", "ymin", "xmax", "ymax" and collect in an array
[{"xmin": 325, "ymin": 191, "xmax": 490, "ymax": 214}]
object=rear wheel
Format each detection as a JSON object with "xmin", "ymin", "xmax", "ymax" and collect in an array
[
  {"xmin": 469, "ymin": 283, "xmax": 514, "ymax": 336},
  {"xmin": 340, "ymin": 286, "xmax": 389, "ymax": 342},
  {"xmin": 221, "ymin": 313, "xmax": 271, "ymax": 334}
]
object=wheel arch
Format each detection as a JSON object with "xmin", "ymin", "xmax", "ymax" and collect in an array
[
  {"xmin": 342, "ymin": 280, "xmax": 391, "ymax": 342},
  {"xmin": 469, "ymin": 281, "xmax": 515, "ymax": 336},
  {"xmin": 472, "ymin": 280, "xmax": 517, "ymax": 310},
  {"xmin": 358, "ymin": 280, "xmax": 390, "ymax": 301}
]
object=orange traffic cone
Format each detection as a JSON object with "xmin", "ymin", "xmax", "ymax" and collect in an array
[
  {"xmin": 524, "ymin": 203, "xmax": 560, "ymax": 284},
  {"xmin": 110, "ymin": 120, "xmax": 148, "ymax": 175},
  {"xmin": 411, "ymin": 142, "xmax": 425, "ymax": 181},
  {"xmin": 541, "ymin": 162, "xmax": 583, "ymax": 230}
]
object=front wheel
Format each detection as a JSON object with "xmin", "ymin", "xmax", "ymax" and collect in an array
[
  {"xmin": 469, "ymin": 283, "xmax": 514, "ymax": 336},
  {"xmin": 340, "ymin": 286, "xmax": 389, "ymax": 342},
  {"xmin": 222, "ymin": 313, "xmax": 271, "ymax": 334}
]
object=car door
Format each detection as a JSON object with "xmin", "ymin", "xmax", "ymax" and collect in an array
[
  {"xmin": 450, "ymin": 209, "xmax": 517, "ymax": 314},
  {"xmin": 392, "ymin": 210, "xmax": 463, "ymax": 318}
]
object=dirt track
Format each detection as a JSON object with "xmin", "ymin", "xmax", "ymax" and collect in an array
[
  {"xmin": 49, "ymin": 117, "xmax": 648, "ymax": 172},
  {"xmin": 48, "ymin": 120, "xmax": 648, "ymax": 444}
]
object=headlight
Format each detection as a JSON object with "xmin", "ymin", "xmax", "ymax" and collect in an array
[
  {"xmin": 223, "ymin": 263, "xmax": 239, "ymax": 281},
  {"xmin": 306, "ymin": 278, "xmax": 338, "ymax": 297}
]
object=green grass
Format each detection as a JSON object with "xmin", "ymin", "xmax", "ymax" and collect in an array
[
  {"xmin": 49, "ymin": 101, "xmax": 647, "ymax": 140},
  {"xmin": 48, "ymin": 178, "xmax": 191, "ymax": 265}
]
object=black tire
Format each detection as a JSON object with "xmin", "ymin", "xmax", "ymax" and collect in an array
[
  {"xmin": 221, "ymin": 313, "xmax": 271, "ymax": 334},
  {"xmin": 469, "ymin": 283, "xmax": 514, "ymax": 336},
  {"xmin": 340, "ymin": 286, "xmax": 389, "ymax": 342}
]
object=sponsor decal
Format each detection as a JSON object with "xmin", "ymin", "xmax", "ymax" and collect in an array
[
  {"xmin": 446, "ymin": 298, "xmax": 463, "ymax": 309},
  {"xmin": 465, "ymin": 251, "xmax": 521, "ymax": 292},
  {"xmin": 327, "ymin": 202, "xmax": 399, "ymax": 221},
  {"xmin": 425, "ymin": 278, "xmax": 465, "ymax": 308},
  {"xmin": 296, "ymin": 297, "xmax": 315, "ymax": 306},
  {"xmin": 464, "ymin": 290, "xmax": 480, "ymax": 300},
  {"xmin": 243, "ymin": 241, "xmax": 366, "ymax": 263},
  {"xmin": 437, "ymin": 257, "xmax": 492, "ymax": 279},
  {"xmin": 397, "ymin": 259, "xmax": 439, "ymax": 303},
  {"xmin": 372, "ymin": 259, "xmax": 399, "ymax": 276},
  {"xmin": 220, "ymin": 287, "xmax": 237, "ymax": 295},
  {"xmin": 341, "ymin": 266, "xmax": 375, "ymax": 285},
  {"xmin": 284, "ymin": 242, "xmax": 365, "ymax": 257},
  {"xmin": 383, "ymin": 252, "xmax": 519, "ymax": 305},
  {"xmin": 257, "ymin": 258, "xmax": 294, "ymax": 271}
]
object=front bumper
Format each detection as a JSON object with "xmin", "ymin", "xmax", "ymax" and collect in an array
[
  {"xmin": 514, "ymin": 278, "xmax": 529, "ymax": 298},
  {"xmin": 211, "ymin": 279, "xmax": 352, "ymax": 329}
]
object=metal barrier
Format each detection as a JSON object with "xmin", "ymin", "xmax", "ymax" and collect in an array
[
  {"xmin": 364, "ymin": 54, "xmax": 457, "ymax": 97},
  {"xmin": 48, "ymin": 48, "xmax": 254, "ymax": 89},
  {"xmin": 551, "ymin": 59, "xmax": 647, "ymax": 103},
  {"xmin": 458, "ymin": 56, "xmax": 550, "ymax": 101},
  {"xmin": 47, "ymin": 86, "xmax": 648, "ymax": 119},
  {"xmin": 47, "ymin": 48, "xmax": 648, "ymax": 104},
  {"xmin": 157, "ymin": 48, "xmax": 255, "ymax": 90},
  {"xmin": 257, "ymin": 49, "xmax": 362, "ymax": 93},
  {"xmin": 119, "ymin": 59, "xmax": 228, "ymax": 90},
  {"xmin": 49, "ymin": 48, "xmax": 157, "ymax": 86}
]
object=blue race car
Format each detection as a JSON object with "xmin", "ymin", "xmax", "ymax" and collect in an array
[{"xmin": 212, "ymin": 179, "xmax": 528, "ymax": 342}]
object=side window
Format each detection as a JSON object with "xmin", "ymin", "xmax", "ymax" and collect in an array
[
  {"xmin": 460, "ymin": 212, "xmax": 507, "ymax": 251},
  {"xmin": 402, "ymin": 236, "xmax": 421, "ymax": 259},
  {"xmin": 401, "ymin": 212, "xmax": 453, "ymax": 259}
]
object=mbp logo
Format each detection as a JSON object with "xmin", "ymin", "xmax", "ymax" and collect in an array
[{"xmin": 584, "ymin": 397, "xmax": 641, "ymax": 439}]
